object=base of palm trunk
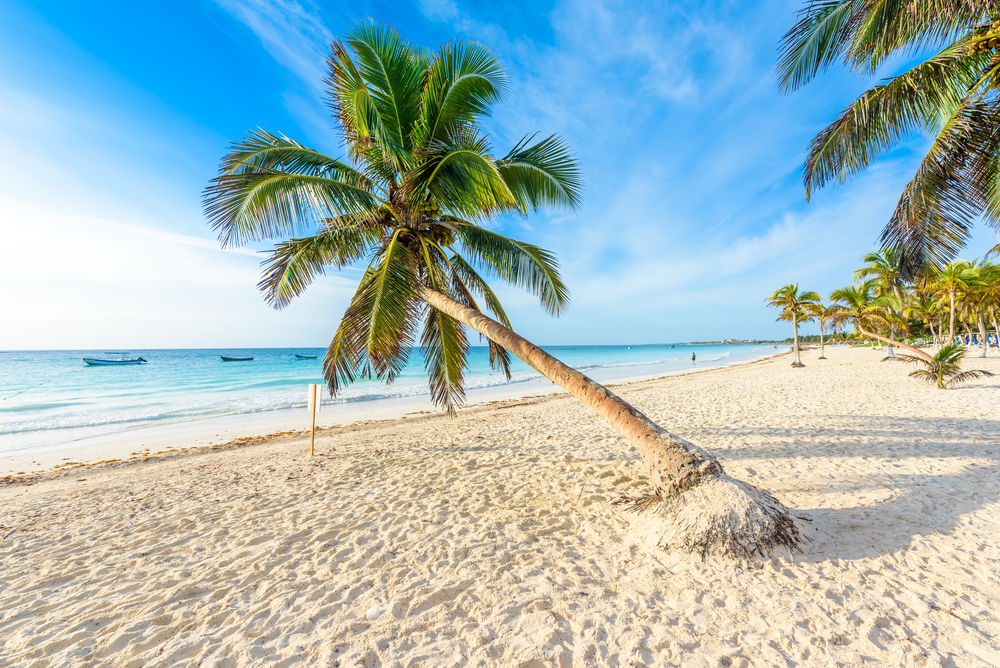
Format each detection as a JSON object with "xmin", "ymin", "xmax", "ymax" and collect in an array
[
  {"xmin": 818, "ymin": 355, "xmax": 826, "ymax": 360},
  {"xmin": 625, "ymin": 474, "xmax": 802, "ymax": 559},
  {"xmin": 791, "ymin": 361, "xmax": 805, "ymax": 368}
]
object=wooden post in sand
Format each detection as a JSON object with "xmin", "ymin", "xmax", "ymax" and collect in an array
[{"xmin": 307, "ymin": 384, "xmax": 321, "ymax": 457}]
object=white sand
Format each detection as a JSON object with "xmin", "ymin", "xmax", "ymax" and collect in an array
[{"xmin": 2, "ymin": 345, "xmax": 999, "ymax": 667}]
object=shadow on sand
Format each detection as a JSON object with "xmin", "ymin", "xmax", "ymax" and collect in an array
[{"xmin": 710, "ymin": 415, "xmax": 1000, "ymax": 562}]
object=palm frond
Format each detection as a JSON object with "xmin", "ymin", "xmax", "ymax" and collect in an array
[
  {"xmin": 345, "ymin": 20, "xmax": 427, "ymax": 154},
  {"xmin": 778, "ymin": 0, "xmax": 992, "ymax": 92},
  {"xmin": 420, "ymin": 299, "xmax": 470, "ymax": 413},
  {"xmin": 204, "ymin": 130, "xmax": 380, "ymax": 247},
  {"xmin": 417, "ymin": 40, "xmax": 508, "ymax": 145},
  {"xmin": 357, "ymin": 229, "xmax": 421, "ymax": 382},
  {"xmin": 497, "ymin": 134, "xmax": 583, "ymax": 212},
  {"xmin": 777, "ymin": 0, "xmax": 862, "ymax": 93},
  {"xmin": 802, "ymin": 41, "xmax": 989, "ymax": 200},
  {"xmin": 907, "ymin": 368, "xmax": 941, "ymax": 384},
  {"xmin": 453, "ymin": 222, "xmax": 570, "ymax": 315},
  {"xmin": 945, "ymin": 368, "xmax": 996, "ymax": 385},
  {"xmin": 847, "ymin": 0, "xmax": 993, "ymax": 75},
  {"xmin": 408, "ymin": 124, "xmax": 517, "ymax": 217},
  {"xmin": 326, "ymin": 39, "xmax": 411, "ymax": 171},
  {"xmin": 323, "ymin": 269, "xmax": 375, "ymax": 396},
  {"xmin": 448, "ymin": 253, "xmax": 512, "ymax": 379},
  {"xmin": 880, "ymin": 96, "xmax": 993, "ymax": 276},
  {"xmin": 257, "ymin": 218, "xmax": 382, "ymax": 308}
]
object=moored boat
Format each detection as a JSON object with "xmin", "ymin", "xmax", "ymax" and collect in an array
[
  {"xmin": 294, "ymin": 354, "xmax": 318, "ymax": 359},
  {"xmin": 83, "ymin": 352, "xmax": 147, "ymax": 366},
  {"xmin": 221, "ymin": 356, "xmax": 254, "ymax": 362}
]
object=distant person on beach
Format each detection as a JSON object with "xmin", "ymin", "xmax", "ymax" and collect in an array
[{"xmin": 691, "ymin": 353, "xmax": 696, "ymax": 362}]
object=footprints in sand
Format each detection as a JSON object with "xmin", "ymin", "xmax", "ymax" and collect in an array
[{"xmin": 2, "ymin": 349, "xmax": 1000, "ymax": 666}]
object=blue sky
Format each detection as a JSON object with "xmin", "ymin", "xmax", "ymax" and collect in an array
[{"xmin": 1, "ymin": 0, "xmax": 996, "ymax": 350}]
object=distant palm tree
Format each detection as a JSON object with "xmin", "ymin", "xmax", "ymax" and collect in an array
[
  {"xmin": 806, "ymin": 301, "xmax": 838, "ymax": 359},
  {"xmin": 854, "ymin": 248, "xmax": 907, "ymax": 356},
  {"xmin": 828, "ymin": 280, "xmax": 933, "ymax": 363},
  {"xmin": 906, "ymin": 294, "xmax": 940, "ymax": 345},
  {"xmin": 899, "ymin": 342, "xmax": 994, "ymax": 389},
  {"xmin": 766, "ymin": 284, "xmax": 820, "ymax": 367},
  {"xmin": 203, "ymin": 21, "xmax": 800, "ymax": 557},
  {"xmin": 962, "ymin": 262, "xmax": 998, "ymax": 357},
  {"xmin": 778, "ymin": 3, "xmax": 1000, "ymax": 275},
  {"xmin": 932, "ymin": 261, "xmax": 977, "ymax": 341}
]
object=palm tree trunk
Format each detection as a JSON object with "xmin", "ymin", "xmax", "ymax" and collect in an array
[
  {"xmin": 949, "ymin": 289, "xmax": 956, "ymax": 341},
  {"xmin": 417, "ymin": 286, "xmax": 801, "ymax": 557},
  {"xmin": 857, "ymin": 326, "xmax": 933, "ymax": 363},
  {"xmin": 818, "ymin": 325, "xmax": 825, "ymax": 359},
  {"xmin": 791, "ymin": 313, "xmax": 804, "ymax": 367},
  {"xmin": 978, "ymin": 315, "xmax": 988, "ymax": 358},
  {"xmin": 990, "ymin": 309, "xmax": 999, "ymax": 352}
]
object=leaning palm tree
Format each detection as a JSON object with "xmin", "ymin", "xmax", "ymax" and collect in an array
[
  {"xmin": 828, "ymin": 280, "xmax": 934, "ymax": 363},
  {"xmin": 203, "ymin": 22, "xmax": 800, "ymax": 558},
  {"xmin": 898, "ymin": 342, "xmax": 994, "ymax": 388},
  {"xmin": 766, "ymin": 284, "xmax": 820, "ymax": 367},
  {"xmin": 778, "ymin": 3, "xmax": 1000, "ymax": 276}
]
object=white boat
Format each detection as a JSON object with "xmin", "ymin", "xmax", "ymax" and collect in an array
[{"xmin": 83, "ymin": 351, "xmax": 148, "ymax": 366}]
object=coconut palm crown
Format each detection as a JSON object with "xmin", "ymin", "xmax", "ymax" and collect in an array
[
  {"xmin": 203, "ymin": 22, "xmax": 582, "ymax": 411},
  {"xmin": 778, "ymin": 2, "xmax": 1000, "ymax": 276},
  {"xmin": 765, "ymin": 283, "xmax": 821, "ymax": 366}
]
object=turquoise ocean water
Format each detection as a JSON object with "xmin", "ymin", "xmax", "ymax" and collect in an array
[{"xmin": 0, "ymin": 344, "xmax": 777, "ymax": 455}]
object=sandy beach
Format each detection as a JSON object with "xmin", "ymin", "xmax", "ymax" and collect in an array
[{"xmin": 2, "ymin": 345, "xmax": 999, "ymax": 667}]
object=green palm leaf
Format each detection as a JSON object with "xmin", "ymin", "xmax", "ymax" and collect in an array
[
  {"xmin": 345, "ymin": 20, "xmax": 427, "ymax": 154},
  {"xmin": 204, "ymin": 130, "xmax": 380, "ymax": 248},
  {"xmin": 420, "ymin": 300, "xmax": 470, "ymax": 412},
  {"xmin": 802, "ymin": 41, "xmax": 988, "ymax": 199},
  {"xmin": 326, "ymin": 38, "xmax": 411, "ymax": 170},
  {"xmin": 777, "ymin": 0, "xmax": 861, "ymax": 93},
  {"xmin": 498, "ymin": 134, "xmax": 583, "ymax": 212},
  {"xmin": 453, "ymin": 221, "xmax": 570, "ymax": 316},
  {"xmin": 880, "ymin": 96, "xmax": 994, "ymax": 273},
  {"xmin": 417, "ymin": 40, "xmax": 508, "ymax": 145},
  {"xmin": 409, "ymin": 124, "xmax": 518, "ymax": 216},
  {"xmin": 448, "ymin": 254, "xmax": 512, "ymax": 379},
  {"xmin": 257, "ymin": 218, "xmax": 382, "ymax": 308}
]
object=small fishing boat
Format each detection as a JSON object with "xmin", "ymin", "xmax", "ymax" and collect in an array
[
  {"xmin": 221, "ymin": 356, "xmax": 254, "ymax": 362},
  {"xmin": 294, "ymin": 354, "xmax": 318, "ymax": 360},
  {"xmin": 83, "ymin": 352, "xmax": 148, "ymax": 366}
]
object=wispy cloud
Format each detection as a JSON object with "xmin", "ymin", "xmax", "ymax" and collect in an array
[{"xmin": 213, "ymin": 0, "xmax": 334, "ymax": 91}]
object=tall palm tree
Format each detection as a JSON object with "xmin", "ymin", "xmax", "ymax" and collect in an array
[
  {"xmin": 854, "ymin": 248, "xmax": 908, "ymax": 356},
  {"xmin": 906, "ymin": 293, "xmax": 940, "ymax": 344},
  {"xmin": 932, "ymin": 261, "xmax": 977, "ymax": 341},
  {"xmin": 203, "ymin": 22, "xmax": 800, "ymax": 557},
  {"xmin": 962, "ymin": 261, "xmax": 998, "ymax": 356},
  {"xmin": 828, "ymin": 280, "xmax": 934, "ymax": 363},
  {"xmin": 766, "ymin": 284, "xmax": 821, "ymax": 367},
  {"xmin": 806, "ymin": 301, "xmax": 839, "ymax": 359},
  {"xmin": 778, "ymin": 3, "xmax": 1000, "ymax": 276}
]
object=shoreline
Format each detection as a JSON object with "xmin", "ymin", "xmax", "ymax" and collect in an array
[{"xmin": 1, "ymin": 349, "xmax": 788, "ymax": 481}]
